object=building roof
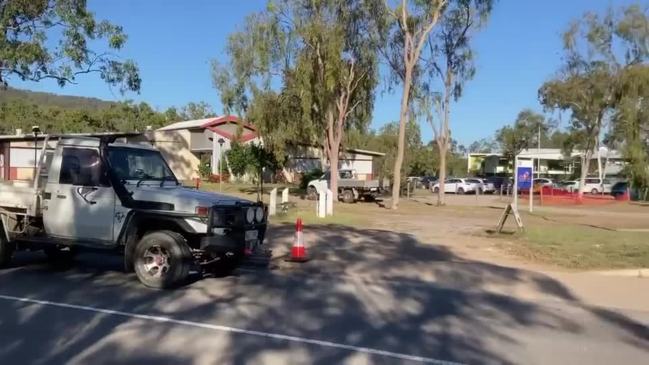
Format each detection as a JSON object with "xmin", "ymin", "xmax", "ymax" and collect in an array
[
  {"xmin": 157, "ymin": 115, "xmax": 258, "ymax": 143},
  {"xmin": 0, "ymin": 132, "xmax": 142, "ymax": 142},
  {"xmin": 469, "ymin": 148, "xmax": 623, "ymax": 160},
  {"xmin": 156, "ymin": 118, "xmax": 215, "ymax": 131},
  {"xmin": 346, "ymin": 148, "xmax": 386, "ymax": 157}
]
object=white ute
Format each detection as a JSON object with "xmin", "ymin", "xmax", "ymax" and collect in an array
[{"xmin": 0, "ymin": 134, "xmax": 267, "ymax": 288}]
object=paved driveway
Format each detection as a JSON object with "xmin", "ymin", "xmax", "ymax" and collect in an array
[{"xmin": 0, "ymin": 225, "xmax": 648, "ymax": 365}]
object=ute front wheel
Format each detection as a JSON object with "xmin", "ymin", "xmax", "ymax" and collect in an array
[{"xmin": 134, "ymin": 230, "xmax": 191, "ymax": 289}]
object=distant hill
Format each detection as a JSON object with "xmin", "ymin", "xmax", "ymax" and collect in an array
[{"xmin": 0, "ymin": 87, "xmax": 115, "ymax": 110}]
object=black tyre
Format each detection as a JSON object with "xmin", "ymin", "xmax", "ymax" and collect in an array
[
  {"xmin": 0, "ymin": 236, "xmax": 14, "ymax": 268},
  {"xmin": 44, "ymin": 246, "xmax": 76, "ymax": 265},
  {"xmin": 457, "ymin": 187, "xmax": 465, "ymax": 195},
  {"xmin": 134, "ymin": 230, "xmax": 192, "ymax": 289},
  {"xmin": 342, "ymin": 190, "xmax": 355, "ymax": 203},
  {"xmin": 591, "ymin": 188, "xmax": 598, "ymax": 194},
  {"xmin": 433, "ymin": 186, "xmax": 439, "ymax": 193},
  {"xmin": 306, "ymin": 186, "xmax": 318, "ymax": 200}
]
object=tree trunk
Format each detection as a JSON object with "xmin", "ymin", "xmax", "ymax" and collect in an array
[
  {"xmin": 577, "ymin": 150, "xmax": 593, "ymax": 201},
  {"xmin": 329, "ymin": 144, "xmax": 340, "ymax": 202},
  {"xmin": 437, "ymin": 143, "xmax": 448, "ymax": 206},
  {"xmin": 390, "ymin": 62, "xmax": 413, "ymax": 210},
  {"xmin": 326, "ymin": 109, "xmax": 340, "ymax": 202},
  {"xmin": 436, "ymin": 71, "xmax": 452, "ymax": 206}
]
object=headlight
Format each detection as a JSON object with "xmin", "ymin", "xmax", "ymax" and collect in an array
[
  {"xmin": 255, "ymin": 206, "xmax": 264, "ymax": 222},
  {"xmin": 245, "ymin": 207, "xmax": 255, "ymax": 223}
]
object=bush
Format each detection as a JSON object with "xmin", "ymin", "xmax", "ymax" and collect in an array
[
  {"xmin": 197, "ymin": 162, "xmax": 211, "ymax": 179},
  {"xmin": 300, "ymin": 168, "xmax": 323, "ymax": 190},
  {"xmin": 208, "ymin": 174, "xmax": 229, "ymax": 183}
]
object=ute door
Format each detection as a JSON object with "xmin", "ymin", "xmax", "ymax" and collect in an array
[{"xmin": 43, "ymin": 146, "xmax": 116, "ymax": 244}]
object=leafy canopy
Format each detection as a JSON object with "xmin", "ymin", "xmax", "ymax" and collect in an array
[{"xmin": 0, "ymin": 0, "xmax": 140, "ymax": 93}]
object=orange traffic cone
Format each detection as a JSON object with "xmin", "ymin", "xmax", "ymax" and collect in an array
[{"xmin": 286, "ymin": 218, "xmax": 309, "ymax": 262}]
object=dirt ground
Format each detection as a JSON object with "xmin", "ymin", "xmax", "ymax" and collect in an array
[{"xmin": 211, "ymin": 184, "xmax": 649, "ymax": 271}]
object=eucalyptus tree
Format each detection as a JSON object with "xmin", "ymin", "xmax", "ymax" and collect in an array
[
  {"xmin": 379, "ymin": 0, "xmax": 447, "ymax": 209},
  {"xmin": 417, "ymin": 0, "xmax": 493, "ymax": 205},
  {"xmin": 213, "ymin": 0, "xmax": 380, "ymax": 199},
  {"xmin": 0, "ymin": 0, "xmax": 140, "ymax": 92},
  {"xmin": 540, "ymin": 4, "xmax": 648, "ymax": 199}
]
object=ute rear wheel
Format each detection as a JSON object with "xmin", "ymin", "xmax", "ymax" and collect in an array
[
  {"xmin": 342, "ymin": 190, "xmax": 355, "ymax": 203},
  {"xmin": 433, "ymin": 187, "xmax": 439, "ymax": 193},
  {"xmin": 134, "ymin": 230, "xmax": 191, "ymax": 289},
  {"xmin": 591, "ymin": 188, "xmax": 599, "ymax": 194}
]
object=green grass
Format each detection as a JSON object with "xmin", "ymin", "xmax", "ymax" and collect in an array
[
  {"xmin": 193, "ymin": 181, "xmax": 365, "ymax": 227},
  {"xmin": 269, "ymin": 206, "xmax": 368, "ymax": 227},
  {"xmin": 509, "ymin": 225, "xmax": 649, "ymax": 269}
]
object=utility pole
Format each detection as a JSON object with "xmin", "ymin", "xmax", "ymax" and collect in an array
[{"xmin": 537, "ymin": 124, "xmax": 541, "ymax": 179}]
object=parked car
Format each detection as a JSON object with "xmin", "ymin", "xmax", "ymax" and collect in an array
[
  {"xmin": 557, "ymin": 180, "xmax": 579, "ymax": 192},
  {"xmin": 431, "ymin": 178, "xmax": 476, "ymax": 194},
  {"xmin": 420, "ymin": 176, "xmax": 437, "ymax": 189},
  {"xmin": 610, "ymin": 181, "xmax": 629, "ymax": 198},
  {"xmin": 533, "ymin": 178, "xmax": 553, "ymax": 187},
  {"xmin": 486, "ymin": 176, "xmax": 509, "ymax": 191},
  {"xmin": 583, "ymin": 177, "xmax": 613, "ymax": 194},
  {"xmin": 406, "ymin": 176, "xmax": 424, "ymax": 189},
  {"xmin": 477, "ymin": 178, "xmax": 496, "ymax": 193}
]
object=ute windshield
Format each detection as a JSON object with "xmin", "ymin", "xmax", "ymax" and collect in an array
[{"xmin": 107, "ymin": 146, "xmax": 178, "ymax": 184}]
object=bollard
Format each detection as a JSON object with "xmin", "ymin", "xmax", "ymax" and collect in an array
[
  {"xmin": 326, "ymin": 189, "xmax": 333, "ymax": 216},
  {"xmin": 269, "ymin": 187, "xmax": 277, "ymax": 216},
  {"xmin": 317, "ymin": 190, "xmax": 326, "ymax": 218},
  {"xmin": 282, "ymin": 188, "xmax": 289, "ymax": 204}
]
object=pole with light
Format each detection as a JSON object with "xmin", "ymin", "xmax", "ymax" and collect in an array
[
  {"xmin": 31, "ymin": 125, "xmax": 41, "ymax": 177},
  {"xmin": 218, "ymin": 138, "xmax": 225, "ymax": 192}
]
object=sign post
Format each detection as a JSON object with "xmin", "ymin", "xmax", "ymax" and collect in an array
[{"xmin": 515, "ymin": 158, "xmax": 533, "ymax": 212}]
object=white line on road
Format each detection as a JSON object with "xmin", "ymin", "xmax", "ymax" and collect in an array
[{"xmin": 0, "ymin": 293, "xmax": 463, "ymax": 365}]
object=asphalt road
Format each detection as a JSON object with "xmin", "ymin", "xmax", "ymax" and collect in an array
[{"xmin": 1, "ymin": 234, "xmax": 648, "ymax": 364}]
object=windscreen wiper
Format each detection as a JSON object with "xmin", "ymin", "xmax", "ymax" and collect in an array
[
  {"xmin": 136, "ymin": 174, "xmax": 155, "ymax": 187},
  {"xmin": 159, "ymin": 175, "xmax": 178, "ymax": 187}
]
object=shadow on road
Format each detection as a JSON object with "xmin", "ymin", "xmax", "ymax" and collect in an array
[{"xmin": 0, "ymin": 224, "xmax": 647, "ymax": 364}]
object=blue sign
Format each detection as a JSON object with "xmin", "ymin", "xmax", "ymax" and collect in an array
[{"xmin": 517, "ymin": 167, "xmax": 533, "ymax": 189}]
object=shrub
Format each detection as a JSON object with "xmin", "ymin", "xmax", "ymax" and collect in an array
[
  {"xmin": 208, "ymin": 174, "xmax": 229, "ymax": 183},
  {"xmin": 197, "ymin": 162, "xmax": 211, "ymax": 179}
]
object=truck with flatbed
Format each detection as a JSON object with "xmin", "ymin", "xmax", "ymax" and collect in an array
[
  {"xmin": 307, "ymin": 169, "xmax": 380, "ymax": 203},
  {"xmin": 0, "ymin": 134, "xmax": 267, "ymax": 288}
]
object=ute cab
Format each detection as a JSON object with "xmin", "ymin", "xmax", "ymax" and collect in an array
[{"xmin": 0, "ymin": 135, "xmax": 267, "ymax": 288}]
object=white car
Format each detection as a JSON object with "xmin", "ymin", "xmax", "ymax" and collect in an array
[
  {"xmin": 583, "ymin": 178, "xmax": 613, "ymax": 194},
  {"xmin": 557, "ymin": 180, "xmax": 579, "ymax": 192},
  {"xmin": 534, "ymin": 178, "xmax": 553, "ymax": 187},
  {"xmin": 431, "ymin": 178, "xmax": 476, "ymax": 194},
  {"xmin": 475, "ymin": 178, "xmax": 496, "ymax": 193}
]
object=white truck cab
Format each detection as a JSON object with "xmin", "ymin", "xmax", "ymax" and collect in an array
[{"xmin": 0, "ymin": 134, "xmax": 267, "ymax": 288}]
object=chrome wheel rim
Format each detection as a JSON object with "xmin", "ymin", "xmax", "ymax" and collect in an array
[{"xmin": 142, "ymin": 245, "xmax": 171, "ymax": 278}]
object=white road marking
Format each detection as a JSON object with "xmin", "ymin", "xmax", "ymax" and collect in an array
[{"xmin": 0, "ymin": 294, "xmax": 463, "ymax": 365}]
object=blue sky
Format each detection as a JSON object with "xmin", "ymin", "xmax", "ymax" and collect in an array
[{"xmin": 11, "ymin": 0, "xmax": 636, "ymax": 146}]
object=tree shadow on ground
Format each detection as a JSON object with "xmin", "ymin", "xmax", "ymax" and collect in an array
[{"xmin": 0, "ymin": 225, "xmax": 647, "ymax": 364}]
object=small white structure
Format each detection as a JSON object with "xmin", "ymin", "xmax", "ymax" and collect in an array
[
  {"xmin": 317, "ymin": 190, "xmax": 326, "ymax": 218},
  {"xmin": 269, "ymin": 188, "xmax": 277, "ymax": 216},
  {"xmin": 326, "ymin": 189, "xmax": 333, "ymax": 216},
  {"xmin": 282, "ymin": 188, "xmax": 289, "ymax": 204}
]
